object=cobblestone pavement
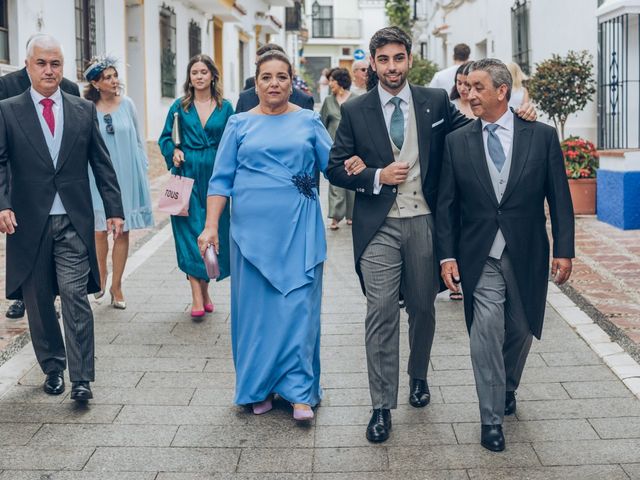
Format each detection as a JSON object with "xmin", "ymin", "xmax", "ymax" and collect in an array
[{"xmin": 0, "ymin": 182, "xmax": 639, "ymax": 478}]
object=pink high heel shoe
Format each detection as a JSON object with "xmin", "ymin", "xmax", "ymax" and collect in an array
[
  {"xmin": 204, "ymin": 303, "xmax": 215, "ymax": 313},
  {"xmin": 252, "ymin": 397, "xmax": 273, "ymax": 415},
  {"xmin": 191, "ymin": 308, "xmax": 205, "ymax": 318},
  {"xmin": 292, "ymin": 403, "xmax": 314, "ymax": 421}
]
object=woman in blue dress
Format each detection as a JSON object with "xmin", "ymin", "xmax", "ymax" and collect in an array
[
  {"xmin": 159, "ymin": 55, "xmax": 233, "ymax": 318},
  {"xmin": 198, "ymin": 50, "xmax": 333, "ymax": 421},
  {"xmin": 84, "ymin": 57, "xmax": 154, "ymax": 309}
]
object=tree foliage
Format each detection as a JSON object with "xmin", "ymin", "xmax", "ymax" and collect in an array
[
  {"xmin": 385, "ymin": 0, "xmax": 413, "ymax": 33},
  {"xmin": 408, "ymin": 57, "xmax": 438, "ymax": 86},
  {"xmin": 528, "ymin": 50, "xmax": 596, "ymax": 140}
]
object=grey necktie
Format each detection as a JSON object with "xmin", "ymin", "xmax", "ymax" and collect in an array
[
  {"xmin": 485, "ymin": 124, "xmax": 506, "ymax": 172},
  {"xmin": 389, "ymin": 97, "xmax": 404, "ymax": 150}
]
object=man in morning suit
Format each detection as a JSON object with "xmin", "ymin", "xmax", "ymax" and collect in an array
[
  {"xmin": 235, "ymin": 43, "xmax": 314, "ymax": 113},
  {"xmin": 436, "ymin": 59, "xmax": 574, "ymax": 451},
  {"xmin": 326, "ymin": 26, "xmax": 472, "ymax": 443},
  {"xmin": 0, "ymin": 33, "xmax": 80, "ymax": 320},
  {"xmin": 0, "ymin": 35, "xmax": 124, "ymax": 401}
]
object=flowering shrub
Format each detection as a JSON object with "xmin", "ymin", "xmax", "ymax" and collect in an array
[{"xmin": 561, "ymin": 136, "xmax": 598, "ymax": 179}]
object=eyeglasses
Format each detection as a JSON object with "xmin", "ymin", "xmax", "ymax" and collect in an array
[
  {"xmin": 355, "ymin": 68, "xmax": 368, "ymax": 72},
  {"xmin": 104, "ymin": 114, "xmax": 114, "ymax": 135}
]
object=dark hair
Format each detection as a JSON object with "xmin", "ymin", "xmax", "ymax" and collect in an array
[
  {"xmin": 330, "ymin": 68, "xmax": 352, "ymax": 90},
  {"xmin": 369, "ymin": 26, "xmax": 412, "ymax": 60},
  {"xmin": 83, "ymin": 65, "xmax": 118, "ymax": 103},
  {"xmin": 453, "ymin": 43, "xmax": 471, "ymax": 62},
  {"xmin": 256, "ymin": 43, "xmax": 285, "ymax": 57},
  {"xmin": 468, "ymin": 58, "xmax": 512, "ymax": 101},
  {"xmin": 449, "ymin": 62, "xmax": 472, "ymax": 100},
  {"xmin": 325, "ymin": 67, "xmax": 337, "ymax": 81},
  {"xmin": 181, "ymin": 54, "xmax": 223, "ymax": 111},
  {"xmin": 255, "ymin": 50, "xmax": 293, "ymax": 80},
  {"xmin": 366, "ymin": 64, "xmax": 378, "ymax": 91}
]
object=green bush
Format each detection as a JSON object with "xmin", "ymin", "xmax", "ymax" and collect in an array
[{"xmin": 408, "ymin": 57, "xmax": 439, "ymax": 86}]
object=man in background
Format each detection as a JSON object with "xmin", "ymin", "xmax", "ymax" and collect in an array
[
  {"xmin": 429, "ymin": 43, "xmax": 470, "ymax": 91},
  {"xmin": 351, "ymin": 59, "xmax": 369, "ymax": 95}
]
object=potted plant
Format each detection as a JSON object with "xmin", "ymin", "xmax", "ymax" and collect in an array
[{"xmin": 561, "ymin": 136, "xmax": 599, "ymax": 215}]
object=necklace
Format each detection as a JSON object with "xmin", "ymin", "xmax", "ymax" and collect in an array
[{"xmin": 194, "ymin": 97, "xmax": 213, "ymax": 104}]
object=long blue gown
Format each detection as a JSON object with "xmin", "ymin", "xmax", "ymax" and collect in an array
[
  {"xmin": 89, "ymin": 96, "xmax": 154, "ymax": 231},
  {"xmin": 208, "ymin": 109, "xmax": 332, "ymax": 406},
  {"xmin": 159, "ymin": 99, "xmax": 233, "ymax": 281}
]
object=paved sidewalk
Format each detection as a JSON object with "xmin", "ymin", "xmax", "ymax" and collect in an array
[{"xmin": 0, "ymin": 201, "xmax": 640, "ymax": 478}]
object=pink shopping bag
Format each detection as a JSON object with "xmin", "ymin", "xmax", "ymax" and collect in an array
[{"xmin": 157, "ymin": 173, "xmax": 194, "ymax": 216}]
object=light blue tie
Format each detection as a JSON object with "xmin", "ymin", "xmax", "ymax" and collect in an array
[
  {"xmin": 389, "ymin": 97, "xmax": 404, "ymax": 150},
  {"xmin": 485, "ymin": 124, "xmax": 506, "ymax": 172}
]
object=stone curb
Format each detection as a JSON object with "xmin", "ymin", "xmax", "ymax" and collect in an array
[
  {"xmin": 547, "ymin": 281, "xmax": 640, "ymax": 400},
  {"xmin": 0, "ymin": 223, "xmax": 173, "ymax": 399}
]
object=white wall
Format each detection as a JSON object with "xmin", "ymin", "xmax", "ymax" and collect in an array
[{"xmin": 420, "ymin": 0, "xmax": 599, "ymax": 142}]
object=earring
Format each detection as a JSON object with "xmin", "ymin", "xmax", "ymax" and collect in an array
[{"xmin": 96, "ymin": 87, "xmax": 100, "ymax": 92}]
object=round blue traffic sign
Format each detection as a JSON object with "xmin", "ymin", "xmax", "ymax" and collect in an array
[{"xmin": 354, "ymin": 48, "xmax": 366, "ymax": 60}]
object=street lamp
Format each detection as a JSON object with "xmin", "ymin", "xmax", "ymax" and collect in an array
[{"xmin": 312, "ymin": 0, "xmax": 320, "ymax": 17}]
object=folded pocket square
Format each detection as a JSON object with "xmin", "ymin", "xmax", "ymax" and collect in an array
[{"xmin": 432, "ymin": 119, "xmax": 444, "ymax": 128}]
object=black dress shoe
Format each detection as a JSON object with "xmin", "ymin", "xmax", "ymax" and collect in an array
[
  {"xmin": 481, "ymin": 424, "xmax": 505, "ymax": 452},
  {"xmin": 409, "ymin": 379, "xmax": 430, "ymax": 408},
  {"xmin": 70, "ymin": 382, "xmax": 93, "ymax": 402},
  {"xmin": 505, "ymin": 391, "xmax": 516, "ymax": 415},
  {"xmin": 366, "ymin": 408, "xmax": 391, "ymax": 443},
  {"xmin": 43, "ymin": 371, "xmax": 65, "ymax": 395},
  {"xmin": 6, "ymin": 300, "xmax": 25, "ymax": 319}
]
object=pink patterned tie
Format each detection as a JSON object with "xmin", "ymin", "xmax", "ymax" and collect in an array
[{"xmin": 40, "ymin": 98, "xmax": 55, "ymax": 136}]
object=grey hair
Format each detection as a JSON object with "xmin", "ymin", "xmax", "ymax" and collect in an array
[
  {"xmin": 352, "ymin": 59, "xmax": 369, "ymax": 71},
  {"xmin": 468, "ymin": 58, "xmax": 512, "ymax": 101},
  {"xmin": 26, "ymin": 34, "xmax": 64, "ymax": 59}
]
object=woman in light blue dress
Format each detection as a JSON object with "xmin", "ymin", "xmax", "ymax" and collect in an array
[
  {"xmin": 159, "ymin": 55, "xmax": 233, "ymax": 318},
  {"xmin": 84, "ymin": 57, "xmax": 154, "ymax": 309},
  {"xmin": 198, "ymin": 50, "xmax": 332, "ymax": 421}
]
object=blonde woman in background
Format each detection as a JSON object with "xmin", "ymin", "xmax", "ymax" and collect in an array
[{"xmin": 507, "ymin": 62, "xmax": 530, "ymax": 110}]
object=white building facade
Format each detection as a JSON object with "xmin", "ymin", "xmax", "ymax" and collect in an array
[
  {"xmin": 0, "ymin": 0, "xmax": 290, "ymax": 141},
  {"xmin": 414, "ymin": 0, "xmax": 600, "ymax": 142},
  {"xmin": 298, "ymin": 0, "xmax": 386, "ymax": 102}
]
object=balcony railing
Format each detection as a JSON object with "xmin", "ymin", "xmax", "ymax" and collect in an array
[{"xmin": 310, "ymin": 17, "xmax": 361, "ymax": 39}]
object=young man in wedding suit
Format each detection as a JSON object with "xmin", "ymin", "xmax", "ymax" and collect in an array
[
  {"xmin": 327, "ymin": 27, "xmax": 537, "ymax": 443},
  {"xmin": 0, "ymin": 35, "xmax": 124, "ymax": 402},
  {"xmin": 436, "ymin": 59, "xmax": 574, "ymax": 451}
]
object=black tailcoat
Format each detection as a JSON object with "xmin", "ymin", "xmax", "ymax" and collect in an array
[
  {"xmin": 0, "ymin": 90, "xmax": 123, "ymax": 299},
  {"xmin": 327, "ymin": 85, "xmax": 470, "ymax": 292},
  {"xmin": 435, "ymin": 116, "xmax": 575, "ymax": 338}
]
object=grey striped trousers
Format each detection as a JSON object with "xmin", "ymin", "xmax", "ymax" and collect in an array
[
  {"xmin": 359, "ymin": 215, "xmax": 440, "ymax": 409},
  {"xmin": 22, "ymin": 214, "xmax": 95, "ymax": 382}
]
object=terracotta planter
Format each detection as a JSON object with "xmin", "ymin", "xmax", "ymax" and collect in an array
[{"xmin": 568, "ymin": 178, "xmax": 596, "ymax": 215}]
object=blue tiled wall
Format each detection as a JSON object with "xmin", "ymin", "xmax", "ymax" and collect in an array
[{"xmin": 597, "ymin": 170, "xmax": 640, "ymax": 230}]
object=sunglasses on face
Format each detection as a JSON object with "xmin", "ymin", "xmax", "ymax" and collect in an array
[
  {"xmin": 104, "ymin": 114, "xmax": 114, "ymax": 134},
  {"xmin": 356, "ymin": 68, "xmax": 367, "ymax": 72}
]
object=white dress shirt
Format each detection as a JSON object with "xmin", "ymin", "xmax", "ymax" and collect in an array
[
  {"xmin": 373, "ymin": 81, "xmax": 412, "ymax": 194},
  {"xmin": 429, "ymin": 64, "xmax": 459, "ymax": 92},
  {"xmin": 30, "ymin": 87, "xmax": 66, "ymax": 215}
]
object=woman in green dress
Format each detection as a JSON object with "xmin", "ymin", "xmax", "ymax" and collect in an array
[
  {"xmin": 159, "ymin": 54, "xmax": 233, "ymax": 318},
  {"xmin": 320, "ymin": 68, "xmax": 357, "ymax": 230}
]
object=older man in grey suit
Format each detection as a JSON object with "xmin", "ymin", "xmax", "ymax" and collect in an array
[
  {"xmin": 0, "ymin": 35, "xmax": 124, "ymax": 402},
  {"xmin": 436, "ymin": 59, "xmax": 574, "ymax": 451}
]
